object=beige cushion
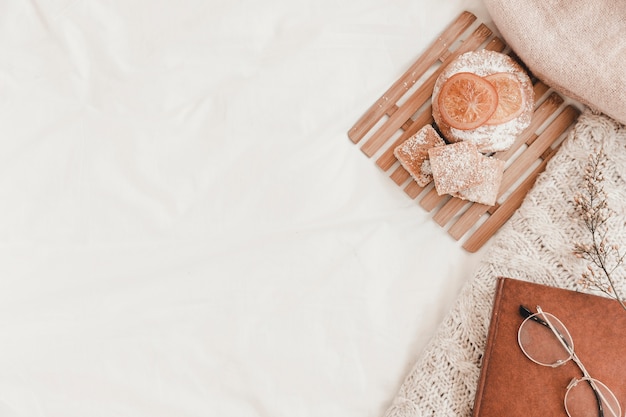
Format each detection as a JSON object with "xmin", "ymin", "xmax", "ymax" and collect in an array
[{"xmin": 483, "ymin": 0, "xmax": 626, "ymax": 124}]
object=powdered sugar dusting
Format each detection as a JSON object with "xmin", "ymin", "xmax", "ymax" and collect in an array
[
  {"xmin": 397, "ymin": 127, "xmax": 432, "ymax": 154},
  {"xmin": 421, "ymin": 160, "xmax": 432, "ymax": 176},
  {"xmin": 432, "ymin": 49, "xmax": 534, "ymax": 153},
  {"xmin": 428, "ymin": 141, "xmax": 484, "ymax": 195},
  {"xmin": 454, "ymin": 154, "xmax": 505, "ymax": 206}
]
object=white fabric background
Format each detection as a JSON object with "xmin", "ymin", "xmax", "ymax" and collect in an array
[{"xmin": 0, "ymin": 1, "xmax": 495, "ymax": 416}]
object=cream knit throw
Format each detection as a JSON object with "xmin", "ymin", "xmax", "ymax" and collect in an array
[{"xmin": 384, "ymin": 109, "xmax": 626, "ymax": 417}]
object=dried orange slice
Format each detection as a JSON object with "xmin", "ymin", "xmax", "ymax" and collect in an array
[
  {"xmin": 484, "ymin": 72, "xmax": 525, "ymax": 125},
  {"xmin": 437, "ymin": 72, "xmax": 498, "ymax": 130}
]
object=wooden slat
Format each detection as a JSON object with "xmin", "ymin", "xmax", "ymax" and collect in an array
[
  {"xmin": 404, "ymin": 181, "xmax": 424, "ymax": 199},
  {"xmin": 347, "ymin": 11, "xmax": 477, "ymax": 144},
  {"xmin": 420, "ymin": 188, "xmax": 450, "ymax": 211},
  {"xmin": 360, "ymin": 24, "xmax": 494, "ymax": 157},
  {"xmin": 432, "ymin": 196, "xmax": 470, "ymax": 226},
  {"xmin": 531, "ymin": 82, "xmax": 551, "ymax": 103},
  {"xmin": 390, "ymin": 166, "xmax": 411, "ymax": 185},
  {"xmin": 385, "ymin": 105, "xmax": 399, "ymax": 118}
]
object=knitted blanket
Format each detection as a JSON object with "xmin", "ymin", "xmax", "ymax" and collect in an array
[{"xmin": 384, "ymin": 109, "xmax": 626, "ymax": 417}]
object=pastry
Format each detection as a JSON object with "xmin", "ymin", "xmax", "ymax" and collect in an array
[
  {"xmin": 454, "ymin": 154, "xmax": 505, "ymax": 206},
  {"xmin": 428, "ymin": 141, "xmax": 484, "ymax": 195},
  {"xmin": 431, "ymin": 49, "xmax": 534, "ymax": 153},
  {"xmin": 393, "ymin": 124, "xmax": 446, "ymax": 187}
]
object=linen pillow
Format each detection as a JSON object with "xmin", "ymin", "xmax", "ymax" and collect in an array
[{"xmin": 483, "ymin": 0, "xmax": 626, "ymax": 125}]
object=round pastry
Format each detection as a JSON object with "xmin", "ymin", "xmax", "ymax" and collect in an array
[{"xmin": 432, "ymin": 49, "xmax": 534, "ymax": 153}]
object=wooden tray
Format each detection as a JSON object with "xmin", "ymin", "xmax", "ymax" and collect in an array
[{"xmin": 347, "ymin": 11, "xmax": 580, "ymax": 253}]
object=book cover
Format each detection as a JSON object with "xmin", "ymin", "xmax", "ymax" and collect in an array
[{"xmin": 472, "ymin": 277, "xmax": 626, "ymax": 417}]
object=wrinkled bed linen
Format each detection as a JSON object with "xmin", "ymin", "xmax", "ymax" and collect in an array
[{"xmin": 0, "ymin": 1, "xmax": 493, "ymax": 416}]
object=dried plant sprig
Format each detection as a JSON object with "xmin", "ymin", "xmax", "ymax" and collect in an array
[{"xmin": 572, "ymin": 145, "xmax": 626, "ymax": 312}]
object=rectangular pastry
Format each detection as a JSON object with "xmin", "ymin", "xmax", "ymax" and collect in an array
[
  {"xmin": 428, "ymin": 141, "xmax": 484, "ymax": 195},
  {"xmin": 393, "ymin": 124, "xmax": 446, "ymax": 187},
  {"xmin": 454, "ymin": 154, "xmax": 505, "ymax": 206}
]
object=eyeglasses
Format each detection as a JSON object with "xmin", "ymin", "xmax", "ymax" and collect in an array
[{"xmin": 517, "ymin": 305, "xmax": 622, "ymax": 417}]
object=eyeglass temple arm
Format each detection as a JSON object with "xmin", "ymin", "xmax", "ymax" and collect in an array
[
  {"xmin": 518, "ymin": 305, "xmax": 606, "ymax": 417},
  {"xmin": 519, "ymin": 305, "xmax": 572, "ymax": 348},
  {"xmin": 519, "ymin": 305, "xmax": 535, "ymax": 319}
]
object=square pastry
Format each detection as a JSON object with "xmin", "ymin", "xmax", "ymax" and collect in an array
[
  {"xmin": 454, "ymin": 154, "xmax": 505, "ymax": 206},
  {"xmin": 393, "ymin": 124, "xmax": 445, "ymax": 187},
  {"xmin": 428, "ymin": 141, "xmax": 484, "ymax": 195}
]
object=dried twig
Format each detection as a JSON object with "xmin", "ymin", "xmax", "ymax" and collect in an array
[{"xmin": 572, "ymin": 146, "xmax": 626, "ymax": 312}]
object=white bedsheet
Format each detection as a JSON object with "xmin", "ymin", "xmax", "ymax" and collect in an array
[{"xmin": 0, "ymin": 1, "xmax": 495, "ymax": 415}]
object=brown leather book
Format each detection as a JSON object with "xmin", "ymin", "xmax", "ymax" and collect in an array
[{"xmin": 472, "ymin": 277, "xmax": 626, "ymax": 417}]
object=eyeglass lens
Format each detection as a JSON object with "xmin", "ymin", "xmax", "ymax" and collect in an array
[
  {"xmin": 565, "ymin": 378, "xmax": 621, "ymax": 417},
  {"xmin": 518, "ymin": 311, "xmax": 573, "ymax": 367}
]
